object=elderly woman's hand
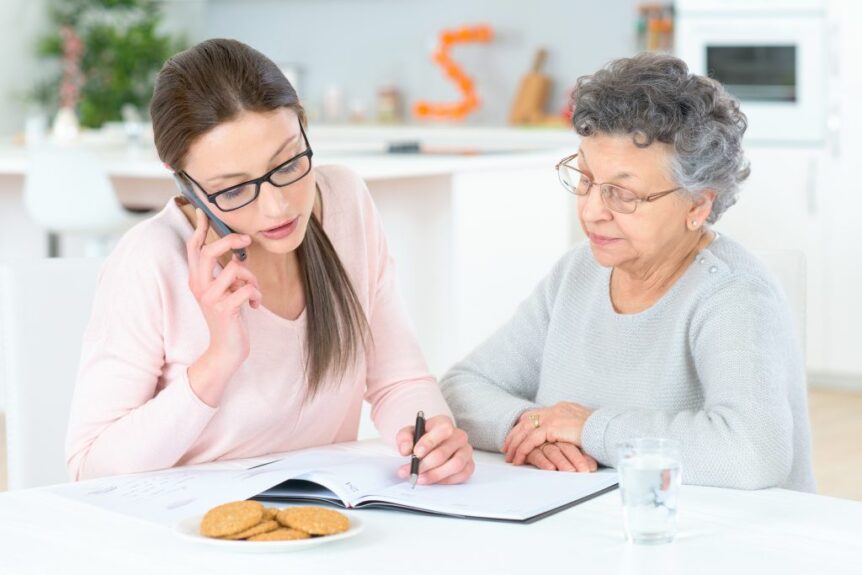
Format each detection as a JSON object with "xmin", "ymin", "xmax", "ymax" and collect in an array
[
  {"xmin": 523, "ymin": 442, "xmax": 598, "ymax": 472},
  {"xmin": 395, "ymin": 415, "xmax": 475, "ymax": 485},
  {"xmin": 503, "ymin": 402, "xmax": 593, "ymax": 465}
]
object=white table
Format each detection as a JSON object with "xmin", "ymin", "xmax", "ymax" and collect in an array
[{"xmin": 1, "ymin": 449, "xmax": 860, "ymax": 575}]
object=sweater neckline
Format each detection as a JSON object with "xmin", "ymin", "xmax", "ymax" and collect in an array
[{"xmin": 604, "ymin": 232, "xmax": 722, "ymax": 319}]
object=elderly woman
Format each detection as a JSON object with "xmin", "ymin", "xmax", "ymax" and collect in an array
[{"xmin": 440, "ymin": 53, "xmax": 815, "ymax": 492}]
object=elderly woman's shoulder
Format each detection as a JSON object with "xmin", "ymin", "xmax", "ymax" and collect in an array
[{"xmin": 698, "ymin": 234, "xmax": 792, "ymax": 307}]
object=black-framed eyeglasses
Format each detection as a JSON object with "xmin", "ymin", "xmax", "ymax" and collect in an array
[
  {"xmin": 555, "ymin": 152, "xmax": 681, "ymax": 215},
  {"xmin": 182, "ymin": 123, "xmax": 314, "ymax": 212}
]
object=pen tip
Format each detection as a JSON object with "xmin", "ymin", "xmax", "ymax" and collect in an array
[{"xmin": 410, "ymin": 475, "xmax": 418, "ymax": 489}]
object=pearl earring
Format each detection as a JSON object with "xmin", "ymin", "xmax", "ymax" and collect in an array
[{"xmin": 691, "ymin": 220, "xmax": 698, "ymax": 228}]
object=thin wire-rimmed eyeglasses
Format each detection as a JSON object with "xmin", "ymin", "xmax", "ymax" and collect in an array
[
  {"xmin": 555, "ymin": 152, "xmax": 681, "ymax": 214},
  {"xmin": 181, "ymin": 123, "xmax": 314, "ymax": 212}
]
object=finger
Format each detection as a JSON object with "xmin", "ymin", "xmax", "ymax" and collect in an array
[
  {"xmin": 418, "ymin": 445, "xmax": 473, "ymax": 485},
  {"xmin": 541, "ymin": 444, "xmax": 575, "ymax": 472},
  {"xmin": 582, "ymin": 452, "xmax": 599, "ymax": 472},
  {"xmin": 504, "ymin": 412, "xmax": 534, "ymax": 453},
  {"xmin": 396, "ymin": 463, "xmax": 411, "ymax": 479},
  {"xmin": 559, "ymin": 443, "xmax": 595, "ymax": 473},
  {"xmin": 205, "ymin": 261, "xmax": 261, "ymax": 303},
  {"xmin": 413, "ymin": 417, "xmax": 455, "ymax": 458},
  {"xmin": 199, "ymin": 234, "xmax": 252, "ymax": 283},
  {"xmin": 504, "ymin": 424, "xmax": 532, "ymax": 462},
  {"xmin": 417, "ymin": 428, "xmax": 467, "ymax": 474},
  {"xmin": 186, "ymin": 209, "xmax": 209, "ymax": 282},
  {"xmin": 517, "ymin": 410, "xmax": 541, "ymax": 426},
  {"xmin": 221, "ymin": 283, "xmax": 262, "ymax": 312},
  {"xmin": 435, "ymin": 459, "xmax": 476, "ymax": 485},
  {"xmin": 395, "ymin": 426, "xmax": 415, "ymax": 456},
  {"xmin": 525, "ymin": 449, "xmax": 556, "ymax": 471},
  {"xmin": 513, "ymin": 429, "xmax": 547, "ymax": 466},
  {"xmin": 502, "ymin": 427, "xmax": 515, "ymax": 454}
]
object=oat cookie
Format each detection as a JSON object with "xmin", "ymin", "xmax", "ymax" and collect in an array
[
  {"xmin": 276, "ymin": 506, "xmax": 350, "ymax": 536},
  {"xmin": 248, "ymin": 528, "xmax": 311, "ymax": 541},
  {"xmin": 223, "ymin": 520, "xmax": 279, "ymax": 540},
  {"xmin": 263, "ymin": 508, "xmax": 279, "ymax": 520},
  {"xmin": 200, "ymin": 500, "xmax": 265, "ymax": 538}
]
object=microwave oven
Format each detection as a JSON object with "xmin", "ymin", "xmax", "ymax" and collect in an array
[{"xmin": 676, "ymin": 3, "xmax": 827, "ymax": 144}]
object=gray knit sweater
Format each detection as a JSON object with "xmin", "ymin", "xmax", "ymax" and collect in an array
[{"xmin": 440, "ymin": 235, "xmax": 815, "ymax": 492}]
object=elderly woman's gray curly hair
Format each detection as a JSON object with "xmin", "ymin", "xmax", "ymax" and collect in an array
[{"xmin": 571, "ymin": 52, "xmax": 750, "ymax": 224}]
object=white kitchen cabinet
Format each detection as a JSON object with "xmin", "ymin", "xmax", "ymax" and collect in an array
[{"xmin": 368, "ymin": 160, "xmax": 575, "ymax": 377}]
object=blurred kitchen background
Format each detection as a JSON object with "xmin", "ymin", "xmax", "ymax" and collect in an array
[{"xmin": 0, "ymin": 0, "xmax": 859, "ymax": 499}]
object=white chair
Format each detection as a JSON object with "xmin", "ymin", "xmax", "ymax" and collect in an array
[
  {"xmin": 753, "ymin": 249, "xmax": 807, "ymax": 356},
  {"xmin": 0, "ymin": 257, "xmax": 104, "ymax": 489},
  {"xmin": 23, "ymin": 145, "xmax": 150, "ymax": 257}
]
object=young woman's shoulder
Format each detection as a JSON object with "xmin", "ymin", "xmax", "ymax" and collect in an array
[
  {"xmin": 315, "ymin": 164, "xmax": 372, "ymax": 213},
  {"xmin": 104, "ymin": 199, "xmax": 190, "ymax": 281},
  {"xmin": 314, "ymin": 164, "xmax": 380, "ymax": 237}
]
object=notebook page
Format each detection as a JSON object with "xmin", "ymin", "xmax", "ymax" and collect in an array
[{"xmin": 358, "ymin": 464, "xmax": 619, "ymax": 521}]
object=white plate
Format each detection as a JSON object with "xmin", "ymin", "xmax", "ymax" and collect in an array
[{"xmin": 174, "ymin": 512, "xmax": 363, "ymax": 553}]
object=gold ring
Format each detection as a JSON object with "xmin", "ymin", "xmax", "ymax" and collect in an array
[{"xmin": 529, "ymin": 414, "xmax": 540, "ymax": 429}]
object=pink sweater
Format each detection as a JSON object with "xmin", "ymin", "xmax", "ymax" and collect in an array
[{"xmin": 65, "ymin": 165, "xmax": 452, "ymax": 481}]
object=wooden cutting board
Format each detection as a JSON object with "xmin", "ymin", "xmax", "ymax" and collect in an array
[{"xmin": 509, "ymin": 49, "xmax": 551, "ymax": 125}]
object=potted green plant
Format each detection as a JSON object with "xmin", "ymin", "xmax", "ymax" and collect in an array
[{"xmin": 32, "ymin": 0, "xmax": 184, "ymax": 132}]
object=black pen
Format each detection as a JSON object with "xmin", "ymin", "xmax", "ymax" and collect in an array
[{"xmin": 409, "ymin": 411, "xmax": 426, "ymax": 489}]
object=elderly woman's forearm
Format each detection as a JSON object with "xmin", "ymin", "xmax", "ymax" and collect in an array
[
  {"xmin": 581, "ymin": 405, "xmax": 794, "ymax": 489},
  {"xmin": 440, "ymin": 371, "xmax": 539, "ymax": 451}
]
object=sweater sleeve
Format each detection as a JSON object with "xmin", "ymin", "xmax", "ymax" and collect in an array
[
  {"xmin": 354, "ymin": 181, "xmax": 452, "ymax": 444},
  {"xmin": 580, "ymin": 276, "xmax": 798, "ymax": 490},
  {"xmin": 439, "ymin": 253, "xmax": 571, "ymax": 452},
  {"xmin": 65, "ymin": 237, "xmax": 217, "ymax": 481}
]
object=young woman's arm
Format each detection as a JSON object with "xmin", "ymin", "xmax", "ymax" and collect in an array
[
  {"xmin": 65, "ymin": 214, "xmax": 260, "ymax": 481},
  {"xmin": 353, "ymin": 180, "xmax": 473, "ymax": 485},
  {"xmin": 354, "ymin": 180, "xmax": 453, "ymax": 439}
]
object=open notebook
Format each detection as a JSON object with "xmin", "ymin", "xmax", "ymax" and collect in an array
[
  {"xmin": 251, "ymin": 442, "xmax": 618, "ymax": 523},
  {"xmin": 48, "ymin": 441, "xmax": 617, "ymax": 526}
]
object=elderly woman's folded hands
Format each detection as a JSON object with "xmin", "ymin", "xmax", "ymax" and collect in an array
[{"xmin": 503, "ymin": 402, "xmax": 597, "ymax": 471}]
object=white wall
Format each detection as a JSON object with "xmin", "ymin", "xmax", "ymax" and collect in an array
[
  {"xmin": 0, "ymin": 0, "xmax": 49, "ymax": 137},
  {"xmin": 0, "ymin": 0, "xmax": 639, "ymax": 134},
  {"xmin": 203, "ymin": 0, "xmax": 638, "ymax": 125}
]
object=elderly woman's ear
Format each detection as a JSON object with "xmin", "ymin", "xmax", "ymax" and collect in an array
[{"xmin": 688, "ymin": 191, "xmax": 716, "ymax": 231}]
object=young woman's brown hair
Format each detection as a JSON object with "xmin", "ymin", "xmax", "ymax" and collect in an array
[{"xmin": 149, "ymin": 38, "xmax": 368, "ymax": 395}]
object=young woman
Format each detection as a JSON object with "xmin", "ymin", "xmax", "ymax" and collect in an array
[{"xmin": 65, "ymin": 38, "xmax": 474, "ymax": 486}]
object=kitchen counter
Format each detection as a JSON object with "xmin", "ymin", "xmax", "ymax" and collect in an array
[{"xmin": 0, "ymin": 124, "xmax": 578, "ymax": 181}]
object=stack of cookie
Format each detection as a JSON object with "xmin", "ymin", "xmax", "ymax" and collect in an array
[{"xmin": 200, "ymin": 501, "xmax": 350, "ymax": 542}]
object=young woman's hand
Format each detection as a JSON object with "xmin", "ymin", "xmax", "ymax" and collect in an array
[
  {"xmin": 395, "ymin": 415, "xmax": 475, "ymax": 485},
  {"xmin": 186, "ymin": 209, "xmax": 262, "ymax": 404}
]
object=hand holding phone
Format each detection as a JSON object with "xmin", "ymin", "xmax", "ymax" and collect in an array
[
  {"xmin": 186, "ymin": 208, "xmax": 262, "ymax": 382},
  {"xmin": 173, "ymin": 173, "xmax": 248, "ymax": 261}
]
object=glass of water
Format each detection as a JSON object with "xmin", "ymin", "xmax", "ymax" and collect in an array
[{"xmin": 616, "ymin": 438, "xmax": 682, "ymax": 545}]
